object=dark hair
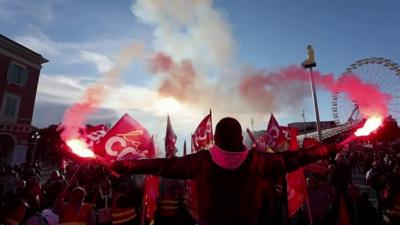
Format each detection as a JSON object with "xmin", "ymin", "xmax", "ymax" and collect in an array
[{"xmin": 215, "ymin": 117, "xmax": 244, "ymax": 152}]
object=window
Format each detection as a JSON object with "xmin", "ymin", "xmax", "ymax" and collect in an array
[
  {"xmin": 1, "ymin": 93, "xmax": 21, "ymax": 120},
  {"xmin": 7, "ymin": 62, "xmax": 28, "ymax": 86}
]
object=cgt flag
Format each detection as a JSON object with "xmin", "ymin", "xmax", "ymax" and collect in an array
[
  {"xmin": 83, "ymin": 124, "xmax": 108, "ymax": 148},
  {"xmin": 265, "ymin": 114, "xmax": 286, "ymax": 151},
  {"xmin": 93, "ymin": 113, "xmax": 153, "ymax": 161},
  {"xmin": 165, "ymin": 115, "xmax": 177, "ymax": 158},
  {"xmin": 192, "ymin": 111, "xmax": 213, "ymax": 152}
]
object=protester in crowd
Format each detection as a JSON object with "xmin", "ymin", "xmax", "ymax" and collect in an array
[
  {"xmin": 0, "ymin": 197, "xmax": 29, "ymax": 225},
  {"xmin": 17, "ymin": 175, "xmax": 50, "ymax": 225},
  {"xmin": 154, "ymin": 178, "xmax": 184, "ymax": 225},
  {"xmin": 111, "ymin": 181, "xmax": 140, "ymax": 225},
  {"xmin": 53, "ymin": 186, "xmax": 96, "ymax": 225},
  {"xmin": 112, "ymin": 117, "xmax": 342, "ymax": 225},
  {"xmin": 95, "ymin": 177, "xmax": 113, "ymax": 225}
]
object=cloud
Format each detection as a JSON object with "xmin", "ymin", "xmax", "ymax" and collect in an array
[
  {"xmin": 80, "ymin": 51, "xmax": 114, "ymax": 73},
  {"xmin": 35, "ymin": 73, "xmax": 200, "ymax": 126},
  {"xmin": 14, "ymin": 33, "xmax": 134, "ymax": 59},
  {"xmin": 0, "ymin": 0, "xmax": 55, "ymax": 24},
  {"xmin": 132, "ymin": 0, "xmax": 234, "ymax": 71}
]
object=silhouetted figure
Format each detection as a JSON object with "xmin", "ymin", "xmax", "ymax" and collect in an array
[{"xmin": 112, "ymin": 117, "xmax": 341, "ymax": 225}]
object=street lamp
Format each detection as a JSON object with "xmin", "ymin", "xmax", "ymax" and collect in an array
[
  {"xmin": 302, "ymin": 45, "xmax": 322, "ymax": 142},
  {"xmin": 31, "ymin": 130, "xmax": 41, "ymax": 163}
]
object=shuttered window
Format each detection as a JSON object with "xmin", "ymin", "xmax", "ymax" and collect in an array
[
  {"xmin": 1, "ymin": 93, "xmax": 20, "ymax": 120},
  {"xmin": 7, "ymin": 62, "xmax": 28, "ymax": 86}
]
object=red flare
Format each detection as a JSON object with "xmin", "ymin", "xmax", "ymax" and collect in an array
[
  {"xmin": 354, "ymin": 116, "xmax": 383, "ymax": 137},
  {"xmin": 66, "ymin": 139, "xmax": 95, "ymax": 158}
]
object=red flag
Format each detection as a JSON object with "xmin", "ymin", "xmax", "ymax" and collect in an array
[
  {"xmin": 83, "ymin": 124, "xmax": 108, "ymax": 148},
  {"xmin": 265, "ymin": 114, "xmax": 286, "ymax": 150},
  {"xmin": 192, "ymin": 112, "xmax": 213, "ymax": 152},
  {"xmin": 93, "ymin": 114, "xmax": 153, "ymax": 161},
  {"xmin": 142, "ymin": 137, "xmax": 159, "ymax": 223},
  {"xmin": 165, "ymin": 115, "xmax": 177, "ymax": 158},
  {"xmin": 184, "ymin": 112, "xmax": 214, "ymax": 221},
  {"xmin": 284, "ymin": 128, "xmax": 308, "ymax": 217}
]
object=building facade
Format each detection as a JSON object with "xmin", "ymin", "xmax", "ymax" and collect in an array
[{"xmin": 0, "ymin": 34, "xmax": 48, "ymax": 164}]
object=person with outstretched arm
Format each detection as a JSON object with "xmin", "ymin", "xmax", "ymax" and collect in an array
[{"xmin": 112, "ymin": 117, "xmax": 342, "ymax": 225}]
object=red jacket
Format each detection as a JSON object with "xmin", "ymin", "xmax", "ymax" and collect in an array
[{"xmin": 113, "ymin": 145, "xmax": 337, "ymax": 225}]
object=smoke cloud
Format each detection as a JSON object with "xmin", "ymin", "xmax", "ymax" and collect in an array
[
  {"xmin": 239, "ymin": 66, "xmax": 392, "ymax": 119},
  {"xmin": 132, "ymin": 0, "xmax": 234, "ymax": 70},
  {"xmin": 61, "ymin": 43, "xmax": 144, "ymax": 141}
]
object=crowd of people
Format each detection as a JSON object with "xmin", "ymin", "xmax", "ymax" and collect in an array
[
  {"xmin": 0, "ymin": 119, "xmax": 399, "ymax": 225},
  {"xmin": 0, "ymin": 160, "xmax": 196, "ymax": 225}
]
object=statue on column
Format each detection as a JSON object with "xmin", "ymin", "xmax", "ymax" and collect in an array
[{"xmin": 301, "ymin": 45, "xmax": 317, "ymax": 68}]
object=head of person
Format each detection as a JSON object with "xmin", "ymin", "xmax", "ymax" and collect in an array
[
  {"xmin": 70, "ymin": 186, "xmax": 86, "ymax": 206},
  {"xmin": 214, "ymin": 117, "xmax": 245, "ymax": 152}
]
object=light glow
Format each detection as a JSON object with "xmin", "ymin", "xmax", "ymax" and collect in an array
[
  {"xmin": 354, "ymin": 116, "xmax": 383, "ymax": 137},
  {"xmin": 66, "ymin": 139, "xmax": 95, "ymax": 158},
  {"xmin": 155, "ymin": 97, "xmax": 183, "ymax": 114}
]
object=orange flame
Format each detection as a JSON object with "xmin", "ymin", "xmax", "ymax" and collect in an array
[
  {"xmin": 354, "ymin": 116, "xmax": 383, "ymax": 137},
  {"xmin": 66, "ymin": 139, "xmax": 95, "ymax": 158}
]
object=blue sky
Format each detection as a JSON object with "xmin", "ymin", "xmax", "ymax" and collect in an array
[{"xmin": 1, "ymin": 0, "xmax": 399, "ymax": 154}]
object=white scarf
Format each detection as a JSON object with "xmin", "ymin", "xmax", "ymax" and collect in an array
[{"xmin": 209, "ymin": 144, "xmax": 249, "ymax": 170}]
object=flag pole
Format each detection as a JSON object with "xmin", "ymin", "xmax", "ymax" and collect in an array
[
  {"xmin": 183, "ymin": 140, "xmax": 187, "ymax": 156},
  {"xmin": 304, "ymin": 184, "xmax": 314, "ymax": 225},
  {"xmin": 246, "ymin": 128, "xmax": 260, "ymax": 150},
  {"xmin": 141, "ymin": 188, "xmax": 147, "ymax": 225},
  {"xmin": 209, "ymin": 109, "xmax": 214, "ymax": 143}
]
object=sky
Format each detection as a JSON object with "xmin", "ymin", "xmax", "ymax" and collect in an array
[{"xmin": 1, "ymin": 0, "xmax": 399, "ymax": 155}]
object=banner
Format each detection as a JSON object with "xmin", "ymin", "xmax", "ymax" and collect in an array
[
  {"xmin": 192, "ymin": 112, "xmax": 213, "ymax": 152},
  {"xmin": 165, "ymin": 115, "xmax": 177, "ymax": 158},
  {"xmin": 93, "ymin": 114, "xmax": 152, "ymax": 161}
]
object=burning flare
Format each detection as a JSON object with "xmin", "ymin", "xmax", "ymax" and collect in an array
[
  {"xmin": 66, "ymin": 139, "xmax": 95, "ymax": 158},
  {"xmin": 354, "ymin": 116, "xmax": 383, "ymax": 137}
]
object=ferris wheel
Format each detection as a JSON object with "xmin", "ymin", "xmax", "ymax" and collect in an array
[{"xmin": 332, "ymin": 57, "xmax": 400, "ymax": 125}]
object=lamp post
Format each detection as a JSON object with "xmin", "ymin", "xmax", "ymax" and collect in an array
[
  {"xmin": 301, "ymin": 45, "xmax": 322, "ymax": 142},
  {"xmin": 31, "ymin": 130, "xmax": 41, "ymax": 163}
]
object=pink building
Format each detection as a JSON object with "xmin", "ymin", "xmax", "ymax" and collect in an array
[{"xmin": 0, "ymin": 34, "xmax": 48, "ymax": 164}]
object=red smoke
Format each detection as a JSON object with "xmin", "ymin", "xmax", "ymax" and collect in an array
[
  {"xmin": 239, "ymin": 65, "xmax": 391, "ymax": 119},
  {"xmin": 60, "ymin": 43, "xmax": 143, "ymax": 142},
  {"xmin": 61, "ymin": 84, "xmax": 107, "ymax": 141},
  {"xmin": 149, "ymin": 52, "xmax": 198, "ymax": 101}
]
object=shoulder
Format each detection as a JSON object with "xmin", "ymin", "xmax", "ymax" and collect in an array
[{"xmin": 184, "ymin": 149, "xmax": 210, "ymax": 158}]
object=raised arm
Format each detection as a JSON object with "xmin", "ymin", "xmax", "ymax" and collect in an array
[
  {"xmin": 261, "ymin": 144, "xmax": 340, "ymax": 177},
  {"xmin": 111, "ymin": 152, "xmax": 201, "ymax": 179}
]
